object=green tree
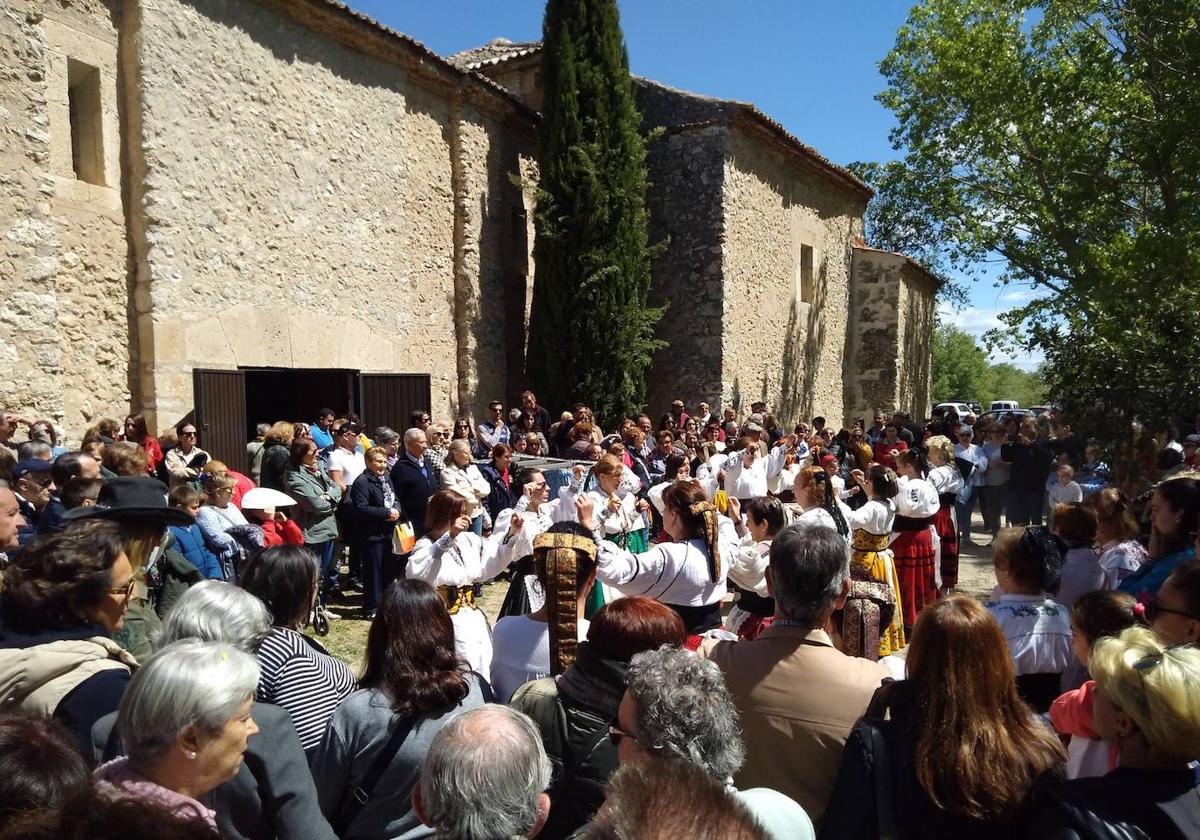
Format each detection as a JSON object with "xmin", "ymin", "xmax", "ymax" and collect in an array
[
  {"xmin": 988, "ymin": 363, "xmax": 1049, "ymax": 410},
  {"xmin": 878, "ymin": 0, "xmax": 1200, "ymax": 444},
  {"xmin": 525, "ymin": 0, "xmax": 664, "ymax": 426},
  {"xmin": 932, "ymin": 324, "xmax": 994, "ymax": 405}
]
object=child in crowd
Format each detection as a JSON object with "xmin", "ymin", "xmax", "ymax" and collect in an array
[
  {"xmin": 1049, "ymin": 590, "xmax": 1141, "ymax": 779},
  {"xmin": 167, "ymin": 485, "xmax": 224, "ymax": 580},
  {"xmin": 1052, "ymin": 502, "xmax": 1105, "ymax": 608},
  {"xmin": 59, "ymin": 476, "xmax": 102, "ymax": 510},
  {"xmin": 1047, "ymin": 461, "xmax": 1084, "ymax": 506},
  {"xmin": 240, "ymin": 487, "xmax": 305, "ymax": 548}
]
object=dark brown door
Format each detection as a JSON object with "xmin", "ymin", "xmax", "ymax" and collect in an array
[
  {"xmin": 193, "ymin": 369, "xmax": 248, "ymax": 473},
  {"xmin": 358, "ymin": 373, "xmax": 432, "ymax": 436}
]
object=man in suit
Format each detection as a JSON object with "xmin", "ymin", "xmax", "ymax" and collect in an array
[
  {"xmin": 389, "ymin": 428, "xmax": 439, "ymax": 538},
  {"xmin": 698, "ymin": 523, "xmax": 888, "ymax": 825}
]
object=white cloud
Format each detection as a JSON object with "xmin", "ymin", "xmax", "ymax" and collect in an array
[
  {"xmin": 996, "ymin": 287, "xmax": 1040, "ymax": 304},
  {"xmin": 937, "ymin": 302, "xmax": 1045, "ymax": 371}
]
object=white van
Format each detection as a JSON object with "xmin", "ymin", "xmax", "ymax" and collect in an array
[{"xmin": 989, "ymin": 400, "xmax": 1020, "ymax": 412}]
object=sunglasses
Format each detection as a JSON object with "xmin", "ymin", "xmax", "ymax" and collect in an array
[{"xmin": 1143, "ymin": 601, "xmax": 1200, "ymax": 624}]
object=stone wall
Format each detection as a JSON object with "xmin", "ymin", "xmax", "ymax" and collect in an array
[
  {"xmin": 721, "ymin": 123, "xmax": 865, "ymax": 425},
  {"xmin": 641, "ymin": 123, "xmax": 728, "ymax": 418},
  {"xmin": 1, "ymin": 0, "xmax": 131, "ymax": 435},
  {"xmin": 124, "ymin": 0, "xmax": 532, "ymax": 429},
  {"xmin": 845, "ymin": 247, "xmax": 937, "ymax": 421}
]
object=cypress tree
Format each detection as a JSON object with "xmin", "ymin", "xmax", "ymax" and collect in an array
[{"xmin": 526, "ymin": 0, "xmax": 664, "ymax": 428}]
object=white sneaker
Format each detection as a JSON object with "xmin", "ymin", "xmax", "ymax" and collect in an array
[{"xmin": 320, "ymin": 607, "xmax": 341, "ymax": 622}]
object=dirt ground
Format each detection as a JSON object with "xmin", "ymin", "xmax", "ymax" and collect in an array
[{"xmin": 310, "ymin": 508, "xmax": 999, "ymax": 669}]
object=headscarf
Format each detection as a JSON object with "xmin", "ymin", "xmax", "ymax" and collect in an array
[
  {"xmin": 1020, "ymin": 525, "xmax": 1067, "ymax": 594},
  {"xmin": 534, "ymin": 530, "xmax": 598, "ymax": 675},
  {"xmin": 689, "ymin": 500, "xmax": 722, "ymax": 583}
]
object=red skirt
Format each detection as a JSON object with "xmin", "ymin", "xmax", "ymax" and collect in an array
[
  {"xmin": 932, "ymin": 505, "xmax": 959, "ymax": 588},
  {"xmin": 891, "ymin": 525, "xmax": 937, "ymax": 627}
]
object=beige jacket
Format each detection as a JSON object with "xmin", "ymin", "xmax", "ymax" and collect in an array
[
  {"xmin": 440, "ymin": 464, "xmax": 491, "ymax": 520},
  {"xmin": 698, "ymin": 624, "xmax": 888, "ymax": 824},
  {"xmin": 0, "ymin": 634, "xmax": 136, "ymax": 716}
]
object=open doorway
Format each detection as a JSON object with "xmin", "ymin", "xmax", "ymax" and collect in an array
[{"xmin": 242, "ymin": 367, "xmax": 357, "ymax": 440}]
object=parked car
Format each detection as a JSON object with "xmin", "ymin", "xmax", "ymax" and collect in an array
[
  {"xmin": 989, "ymin": 400, "xmax": 1021, "ymax": 412},
  {"xmin": 978, "ymin": 409, "xmax": 1033, "ymax": 428},
  {"xmin": 934, "ymin": 402, "xmax": 972, "ymax": 418},
  {"xmin": 1029, "ymin": 405, "xmax": 1059, "ymax": 420}
]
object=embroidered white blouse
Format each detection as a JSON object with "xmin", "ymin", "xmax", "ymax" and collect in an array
[{"xmin": 595, "ymin": 514, "xmax": 739, "ymax": 606}]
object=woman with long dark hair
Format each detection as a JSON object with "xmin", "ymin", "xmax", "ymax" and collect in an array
[
  {"xmin": 823, "ymin": 594, "xmax": 1066, "ymax": 839},
  {"xmin": 1119, "ymin": 476, "xmax": 1199, "ymax": 600},
  {"xmin": 310, "ymin": 579, "xmax": 489, "ymax": 839},
  {"xmin": 406, "ymin": 490, "xmax": 522, "ymax": 680},
  {"xmin": 122, "ymin": 413, "xmax": 162, "ymax": 475},
  {"xmin": 926, "ymin": 435, "xmax": 965, "ymax": 592},
  {"xmin": 839, "ymin": 465, "xmax": 906, "ymax": 657}
]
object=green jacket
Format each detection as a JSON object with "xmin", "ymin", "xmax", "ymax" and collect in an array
[{"xmin": 285, "ymin": 465, "xmax": 342, "ymax": 544}]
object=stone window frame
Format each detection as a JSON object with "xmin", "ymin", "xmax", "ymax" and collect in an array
[{"xmin": 798, "ymin": 242, "xmax": 816, "ymax": 304}]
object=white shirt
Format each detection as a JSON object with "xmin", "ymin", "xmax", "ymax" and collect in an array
[
  {"xmin": 954, "ymin": 443, "xmax": 988, "ymax": 487},
  {"xmin": 407, "ymin": 530, "xmax": 517, "ymax": 589},
  {"xmin": 1048, "ymin": 481, "xmax": 1084, "ymax": 506},
  {"xmin": 927, "ymin": 464, "xmax": 964, "ymax": 498},
  {"xmin": 838, "ymin": 498, "xmax": 895, "ymax": 536},
  {"xmin": 1055, "ymin": 546, "xmax": 1108, "ymax": 608},
  {"xmin": 894, "ymin": 475, "xmax": 940, "ymax": 518},
  {"xmin": 490, "ymin": 615, "xmax": 590, "ymax": 702},
  {"xmin": 493, "ymin": 495, "xmax": 576, "ymax": 559},
  {"xmin": 648, "ymin": 477, "xmax": 718, "ymax": 514},
  {"xmin": 784, "ymin": 505, "xmax": 839, "ymax": 532},
  {"xmin": 327, "ymin": 447, "xmax": 366, "ymax": 488},
  {"xmin": 728, "ymin": 536, "xmax": 772, "ymax": 597},
  {"xmin": 986, "ymin": 593, "xmax": 1074, "ymax": 675},
  {"xmin": 595, "ymin": 514, "xmax": 739, "ymax": 606},
  {"xmin": 722, "ymin": 442, "xmax": 797, "ymax": 499},
  {"xmin": 559, "ymin": 484, "xmax": 642, "ymax": 536}
]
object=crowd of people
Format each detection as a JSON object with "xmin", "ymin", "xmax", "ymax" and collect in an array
[{"xmin": 0, "ymin": 397, "xmax": 1198, "ymax": 840}]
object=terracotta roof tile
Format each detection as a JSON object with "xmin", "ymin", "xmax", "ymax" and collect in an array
[{"xmin": 449, "ymin": 38, "xmax": 543, "ymax": 70}]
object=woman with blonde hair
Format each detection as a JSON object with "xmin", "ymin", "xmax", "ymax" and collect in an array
[
  {"xmin": 824, "ymin": 594, "xmax": 1066, "ymax": 839},
  {"xmin": 926, "ymin": 434, "xmax": 965, "ymax": 591},
  {"xmin": 195, "ymin": 471, "xmax": 257, "ymax": 580},
  {"xmin": 1029, "ymin": 626, "xmax": 1200, "ymax": 838},
  {"xmin": 1083, "ymin": 487, "xmax": 1148, "ymax": 588},
  {"xmin": 440, "ymin": 438, "xmax": 491, "ymax": 535}
]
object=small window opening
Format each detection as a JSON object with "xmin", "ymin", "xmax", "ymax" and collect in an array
[
  {"xmin": 799, "ymin": 244, "xmax": 815, "ymax": 303},
  {"xmin": 67, "ymin": 58, "xmax": 105, "ymax": 186}
]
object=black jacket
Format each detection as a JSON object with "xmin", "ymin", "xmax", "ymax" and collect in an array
[
  {"xmin": 1003, "ymin": 436, "xmax": 1056, "ymax": 490},
  {"xmin": 94, "ymin": 702, "xmax": 338, "ymax": 840},
  {"xmin": 510, "ymin": 643, "xmax": 625, "ymax": 840},
  {"xmin": 479, "ymin": 462, "xmax": 516, "ymax": 522},
  {"xmin": 260, "ymin": 441, "xmax": 291, "ymax": 492},
  {"xmin": 1028, "ymin": 767, "xmax": 1199, "ymax": 840},
  {"xmin": 349, "ymin": 471, "xmax": 401, "ymax": 543},
  {"xmin": 389, "ymin": 454, "xmax": 438, "ymax": 537},
  {"xmin": 36, "ymin": 496, "xmax": 67, "ymax": 535},
  {"xmin": 822, "ymin": 680, "xmax": 1047, "ymax": 840}
]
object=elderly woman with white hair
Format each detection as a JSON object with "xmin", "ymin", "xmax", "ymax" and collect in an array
[
  {"xmin": 440, "ymin": 438, "xmax": 491, "ymax": 535},
  {"xmin": 92, "ymin": 640, "xmax": 260, "ymax": 831},
  {"xmin": 612, "ymin": 645, "xmax": 814, "ymax": 840},
  {"xmin": 92, "ymin": 582, "xmax": 338, "ymax": 840}
]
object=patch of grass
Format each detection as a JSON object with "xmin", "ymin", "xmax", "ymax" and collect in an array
[{"xmin": 304, "ymin": 580, "xmax": 511, "ymax": 669}]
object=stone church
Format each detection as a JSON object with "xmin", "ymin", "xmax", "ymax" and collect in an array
[{"xmin": 1, "ymin": 0, "xmax": 935, "ymax": 469}]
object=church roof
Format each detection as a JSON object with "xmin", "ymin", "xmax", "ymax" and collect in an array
[
  {"xmin": 449, "ymin": 38, "xmax": 543, "ymax": 70},
  {"xmin": 450, "ymin": 40, "xmax": 870, "ymax": 199},
  {"xmin": 279, "ymin": 1, "xmax": 538, "ymax": 121}
]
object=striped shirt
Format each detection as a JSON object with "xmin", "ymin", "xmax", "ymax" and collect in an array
[{"xmin": 255, "ymin": 627, "xmax": 357, "ymax": 751}]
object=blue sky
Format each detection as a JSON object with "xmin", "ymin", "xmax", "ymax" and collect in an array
[{"xmin": 349, "ymin": 0, "xmax": 1040, "ymax": 368}]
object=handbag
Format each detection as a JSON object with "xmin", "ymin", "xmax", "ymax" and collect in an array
[{"xmin": 392, "ymin": 519, "xmax": 416, "ymax": 555}]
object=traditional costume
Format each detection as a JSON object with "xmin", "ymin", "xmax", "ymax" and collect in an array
[
  {"xmin": 838, "ymin": 497, "xmax": 905, "ymax": 657},
  {"xmin": 928, "ymin": 463, "xmax": 965, "ymax": 589},
  {"xmin": 560, "ymin": 472, "xmax": 648, "ymax": 617},
  {"xmin": 406, "ymin": 527, "xmax": 519, "ymax": 681},
  {"xmin": 891, "ymin": 474, "xmax": 940, "ymax": 628},
  {"xmin": 594, "ymin": 500, "xmax": 737, "ymax": 636},
  {"xmin": 726, "ymin": 535, "xmax": 774, "ymax": 640},
  {"xmin": 494, "ymin": 493, "xmax": 574, "ymax": 618}
]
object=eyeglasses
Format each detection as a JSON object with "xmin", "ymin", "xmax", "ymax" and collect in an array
[
  {"xmin": 108, "ymin": 578, "xmax": 136, "ymax": 600},
  {"xmin": 607, "ymin": 725, "xmax": 638, "ymax": 748},
  {"xmin": 1143, "ymin": 601, "xmax": 1200, "ymax": 624}
]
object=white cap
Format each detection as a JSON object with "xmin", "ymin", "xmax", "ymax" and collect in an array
[{"xmin": 240, "ymin": 487, "xmax": 297, "ymax": 510}]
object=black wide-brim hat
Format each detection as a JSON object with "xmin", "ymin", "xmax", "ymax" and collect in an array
[{"xmin": 63, "ymin": 475, "xmax": 193, "ymax": 527}]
